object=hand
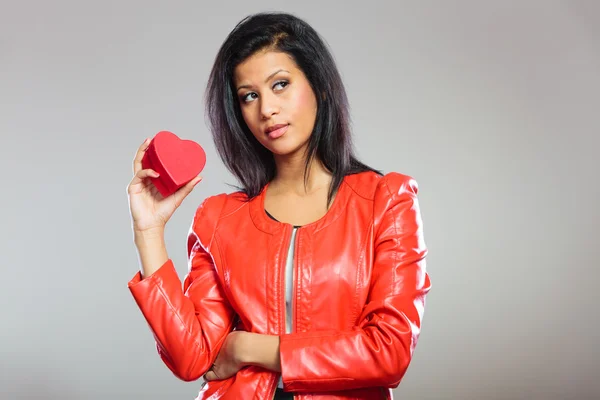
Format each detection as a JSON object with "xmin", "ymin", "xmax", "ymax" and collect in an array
[
  {"xmin": 126, "ymin": 137, "xmax": 203, "ymax": 233},
  {"xmin": 204, "ymin": 331, "xmax": 247, "ymax": 382}
]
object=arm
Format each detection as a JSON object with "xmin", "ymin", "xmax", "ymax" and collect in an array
[
  {"xmin": 239, "ymin": 333, "xmax": 281, "ymax": 372},
  {"xmin": 128, "ymin": 194, "xmax": 236, "ymax": 382},
  {"xmin": 276, "ymin": 173, "xmax": 431, "ymax": 392},
  {"xmin": 134, "ymin": 227, "xmax": 169, "ymax": 279}
]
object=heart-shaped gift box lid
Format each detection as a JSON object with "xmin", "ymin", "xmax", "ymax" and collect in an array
[{"xmin": 141, "ymin": 131, "xmax": 206, "ymax": 197}]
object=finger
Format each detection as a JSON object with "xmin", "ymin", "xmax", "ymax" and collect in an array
[
  {"xmin": 171, "ymin": 175, "xmax": 202, "ymax": 205},
  {"xmin": 204, "ymin": 369, "xmax": 218, "ymax": 381},
  {"xmin": 130, "ymin": 168, "xmax": 160, "ymax": 186},
  {"xmin": 132, "ymin": 138, "xmax": 152, "ymax": 175}
]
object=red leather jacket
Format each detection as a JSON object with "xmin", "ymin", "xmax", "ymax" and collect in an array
[{"xmin": 128, "ymin": 171, "xmax": 431, "ymax": 399}]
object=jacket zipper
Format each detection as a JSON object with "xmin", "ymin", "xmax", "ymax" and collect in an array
[
  {"xmin": 292, "ymin": 227, "xmax": 299, "ymax": 334},
  {"xmin": 290, "ymin": 227, "xmax": 300, "ymax": 400},
  {"xmin": 289, "ymin": 226, "xmax": 300, "ymax": 400},
  {"xmin": 269, "ymin": 224, "xmax": 294, "ymax": 400}
]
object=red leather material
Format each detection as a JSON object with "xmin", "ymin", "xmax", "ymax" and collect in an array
[{"xmin": 128, "ymin": 171, "xmax": 431, "ymax": 399}]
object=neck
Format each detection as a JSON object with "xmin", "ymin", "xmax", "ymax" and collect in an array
[{"xmin": 271, "ymin": 150, "xmax": 332, "ymax": 196}]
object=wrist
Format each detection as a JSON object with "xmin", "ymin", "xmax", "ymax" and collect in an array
[
  {"xmin": 236, "ymin": 332, "xmax": 255, "ymax": 367},
  {"xmin": 134, "ymin": 227, "xmax": 165, "ymax": 246},
  {"xmin": 237, "ymin": 332, "xmax": 281, "ymax": 372}
]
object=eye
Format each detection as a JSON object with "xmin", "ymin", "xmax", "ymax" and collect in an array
[
  {"xmin": 273, "ymin": 80, "xmax": 288, "ymax": 91},
  {"xmin": 240, "ymin": 81, "xmax": 289, "ymax": 104},
  {"xmin": 241, "ymin": 92, "xmax": 258, "ymax": 103}
]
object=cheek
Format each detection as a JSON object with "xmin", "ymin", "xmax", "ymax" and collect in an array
[
  {"xmin": 292, "ymin": 86, "xmax": 317, "ymax": 125},
  {"xmin": 240, "ymin": 107, "xmax": 258, "ymax": 132},
  {"xmin": 240, "ymin": 104, "xmax": 250, "ymax": 122},
  {"xmin": 241, "ymin": 106, "xmax": 268, "ymax": 145}
]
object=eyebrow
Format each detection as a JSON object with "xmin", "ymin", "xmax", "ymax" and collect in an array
[{"xmin": 236, "ymin": 69, "xmax": 290, "ymax": 91}]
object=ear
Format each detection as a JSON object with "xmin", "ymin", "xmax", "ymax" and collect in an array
[{"xmin": 321, "ymin": 91, "xmax": 327, "ymax": 100}]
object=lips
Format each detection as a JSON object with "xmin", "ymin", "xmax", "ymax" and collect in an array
[
  {"xmin": 265, "ymin": 124, "xmax": 288, "ymax": 134},
  {"xmin": 265, "ymin": 124, "xmax": 289, "ymax": 139}
]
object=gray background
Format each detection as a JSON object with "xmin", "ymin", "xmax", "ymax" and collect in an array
[{"xmin": 1, "ymin": 1, "xmax": 598, "ymax": 399}]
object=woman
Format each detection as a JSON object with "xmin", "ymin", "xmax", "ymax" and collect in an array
[{"xmin": 126, "ymin": 12, "xmax": 431, "ymax": 400}]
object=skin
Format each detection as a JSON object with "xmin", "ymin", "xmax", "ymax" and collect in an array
[{"xmin": 203, "ymin": 50, "xmax": 335, "ymax": 382}]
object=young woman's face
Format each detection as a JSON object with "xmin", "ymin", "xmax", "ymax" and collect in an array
[{"xmin": 234, "ymin": 50, "xmax": 318, "ymax": 157}]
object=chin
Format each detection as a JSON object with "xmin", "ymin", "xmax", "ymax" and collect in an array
[
  {"xmin": 268, "ymin": 146, "xmax": 298, "ymax": 156},
  {"xmin": 266, "ymin": 141, "xmax": 309, "ymax": 157}
]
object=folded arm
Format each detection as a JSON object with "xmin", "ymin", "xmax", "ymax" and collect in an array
[{"xmin": 275, "ymin": 174, "xmax": 431, "ymax": 392}]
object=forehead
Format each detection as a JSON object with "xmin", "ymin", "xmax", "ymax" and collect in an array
[{"xmin": 234, "ymin": 51, "xmax": 298, "ymax": 83}]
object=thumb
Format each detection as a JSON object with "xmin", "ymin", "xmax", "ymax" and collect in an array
[{"xmin": 172, "ymin": 175, "xmax": 202, "ymax": 205}]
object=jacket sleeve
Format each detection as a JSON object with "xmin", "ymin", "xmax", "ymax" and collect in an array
[
  {"xmin": 127, "ymin": 194, "xmax": 236, "ymax": 382},
  {"xmin": 278, "ymin": 173, "xmax": 431, "ymax": 392}
]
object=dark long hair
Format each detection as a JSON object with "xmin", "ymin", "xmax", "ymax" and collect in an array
[{"xmin": 205, "ymin": 11, "xmax": 381, "ymax": 205}]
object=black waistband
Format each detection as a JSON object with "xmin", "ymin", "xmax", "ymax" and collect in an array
[{"xmin": 274, "ymin": 387, "xmax": 295, "ymax": 399}]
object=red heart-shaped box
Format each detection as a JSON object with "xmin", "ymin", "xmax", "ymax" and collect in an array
[{"xmin": 141, "ymin": 131, "xmax": 206, "ymax": 198}]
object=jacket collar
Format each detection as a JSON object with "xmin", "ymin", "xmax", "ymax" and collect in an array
[{"xmin": 248, "ymin": 174, "xmax": 353, "ymax": 235}]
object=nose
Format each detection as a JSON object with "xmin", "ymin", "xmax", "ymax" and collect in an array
[{"xmin": 260, "ymin": 92, "xmax": 280, "ymax": 120}]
